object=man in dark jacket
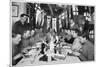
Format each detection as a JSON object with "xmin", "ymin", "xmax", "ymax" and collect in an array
[
  {"xmin": 12, "ymin": 34, "xmax": 22, "ymax": 65},
  {"xmin": 79, "ymin": 40, "xmax": 94, "ymax": 61},
  {"xmin": 72, "ymin": 37, "xmax": 94, "ymax": 61},
  {"xmin": 12, "ymin": 14, "xmax": 30, "ymax": 35}
]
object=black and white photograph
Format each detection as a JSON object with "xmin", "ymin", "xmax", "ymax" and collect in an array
[{"xmin": 11, "ymin": 0, "xmax": 95, "ymax": 67}]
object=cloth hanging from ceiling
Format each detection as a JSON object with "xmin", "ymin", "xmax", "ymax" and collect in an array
[
  {"xmin": 35, "ymin": 9, "xmax": 46, "ymax": 28},
  {"xmin": 36, "ymin": 9, "xmax": 41, "ymax": 25},
  {"xmin": 52, "ymin": 18, "xmax": 57, "ymax": 32},
  {"xmin": 47, "ymin": 16, "xmax": 51, "ymax": 30}
]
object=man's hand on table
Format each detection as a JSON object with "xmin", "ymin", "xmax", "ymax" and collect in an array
[
  {"xmin": 72, "ymin": 51, "xmax": 81, "ymax": 56},
  {"xmin": 13, "ymin": 53, "xmax": 22, "ymax": 60}
]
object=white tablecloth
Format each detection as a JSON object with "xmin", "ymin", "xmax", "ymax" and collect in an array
[{"xmin": 14, "ymin": 55, "xmax": 81, "ymax": 67}]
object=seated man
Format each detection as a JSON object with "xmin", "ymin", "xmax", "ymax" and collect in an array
[
  {"xmin": 60, "ymin": 34, "xmax": 75, "ymax": 48},
  {"xmin": 64, "ymin": 35, "xmax": 75, "ymax": 44},
  {"xmin": 72, "ymin": 36, "xmax": 94, "ymax": 61},
  {"xmin": 69, "ymin": 19, "xmax": 78, "ymax": 30},
  {"xmin": 12, "ymin": 34, "xmax": 22, "ymax": 65},
  {"xmin": 21, "ymin": 30, "xmax": 35, "ymax": 53}
]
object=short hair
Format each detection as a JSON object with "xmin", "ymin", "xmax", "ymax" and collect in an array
[
  {"xmin": 20, "ymin": 14, "xmax": 29, "ymax": 17},
  {"xmin": 12, "ymin": 33, "xmax": 17, "ymax": 38},
  {"xmin": 12, "ymin": 33, "xmax": 21, "ymax": 38}
]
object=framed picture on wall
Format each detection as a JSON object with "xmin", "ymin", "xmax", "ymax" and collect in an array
[{"xmin": 12, "ymin": 5, "xmax": 19, "ymax": 17}]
